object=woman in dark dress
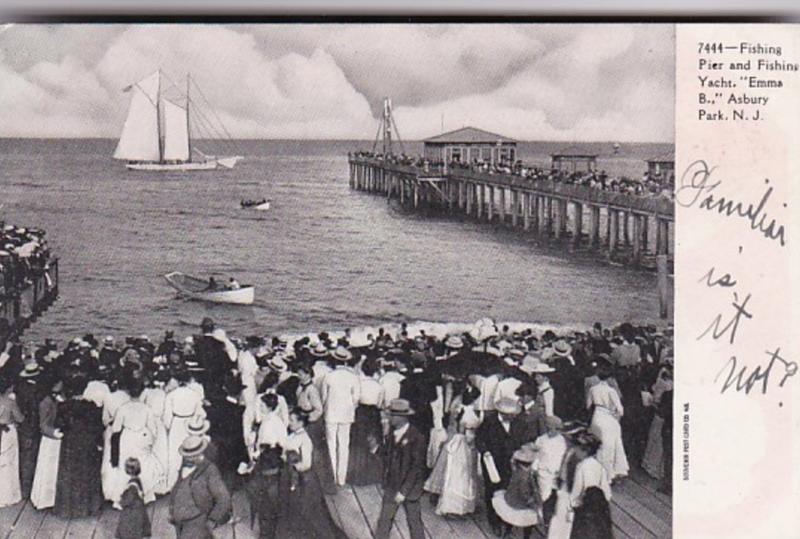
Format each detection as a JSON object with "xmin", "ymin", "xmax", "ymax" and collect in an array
[
  {"xmin": 569, "ymin": 433, "xmax": 614, "ymax": 539},
  {"xmin": 54, "ymin": 373, "xmax": 105, "ymax": 518},
  {"xmin": 279, "ymin": 409, "xmax": 348, "ymax": 539},
  {"xmin": 346, "ymin": 359, "xmax": 384, "ymax": 486}
]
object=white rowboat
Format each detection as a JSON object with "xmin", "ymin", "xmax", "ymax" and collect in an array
[{"xmin": 164, "ymin": 271, "xmax": 254, "ymax": 305}]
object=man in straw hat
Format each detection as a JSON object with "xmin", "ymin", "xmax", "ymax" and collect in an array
[
  {"xmin": 374, "ymin": 399, "xmax": 426, "ymax": 539},
  {"xmin": 321, "ymin": 345, "xmax": 360, "ymax": 487},
  {"xmin": 531, "ymin": 415, "xmax": 568, "ymax": 527},
  {"xmin": 476, "ymin": 397, "xmax": 522, "ymax": 536},
  {"xmin": 168, "ymin": 435, "xmax": 231, "ymax": 539}
]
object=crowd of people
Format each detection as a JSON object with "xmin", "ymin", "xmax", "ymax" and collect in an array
[
  {"xmin": 0, "ymin": 223, "xmax": 53, "ymax": 298},
  {"xmin": 350, "ymin": 151, "xmax": 675, "ymax": 199},
  {"xmin": 0, "ymin": 316, "xmax": 673, "ymax": 539}
]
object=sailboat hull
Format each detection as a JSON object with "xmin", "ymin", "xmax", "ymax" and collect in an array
[
  {"xmin": 126, "ymin": 160, "xmax": 218, "ymax": 171},
  {"xmin": 216, "ymin": 156, "xmax": 242, "ymax": 169}
]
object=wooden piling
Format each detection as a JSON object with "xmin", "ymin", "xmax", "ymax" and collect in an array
[
  {"xmin": 522, "ymin": 192, "xmax": 530, "ymax": 230},
  {"xmin": 657, "ymin": 254, "xmax": 669, "ymax": 319},
  {"xmin": 573, "ymin": 202, "xmax": 583, "ymax": 246},
  {"xmin": 511, "ymin": 190, "xmax": 519, "ymax": 227},
  {"xmin": 499, "ymin": 187, "xmax": 506, "ymax": 224},
  {"xmin": 589, "ymin": 206, "xmax": 600, "ymax": 248}
]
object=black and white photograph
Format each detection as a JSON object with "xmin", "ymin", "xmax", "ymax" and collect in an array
[{"xmin": 0, "ymin": 22, "xmax": 675, "ymax": 538}]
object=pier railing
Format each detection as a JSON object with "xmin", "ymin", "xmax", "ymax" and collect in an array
[{"xmin": 0, "ymin": 257, "xmax": 59, "ymax": 344}]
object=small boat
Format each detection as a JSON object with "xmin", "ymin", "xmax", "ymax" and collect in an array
[
  {"xmin": 241, "ymin": 198, "xmax": 271, "ymax": 211},
  {"xmin": 164, "ymin": 271, "xmax": 254, "ymax": 305}
]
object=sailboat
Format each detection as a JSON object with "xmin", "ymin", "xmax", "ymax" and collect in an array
[{"xmin": 113, "ymin": 70, "xmax": 242, "ymax": 171}]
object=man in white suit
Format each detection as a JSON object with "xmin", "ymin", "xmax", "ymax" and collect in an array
[{"xmin": 321, "ymin": 345, "xmax": 361, "ymax": 486}]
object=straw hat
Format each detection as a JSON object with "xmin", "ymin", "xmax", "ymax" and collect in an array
[
  {"xmin": 309, "ymin": 342, "xmax": 329, "ymax": 358},
  {"xmin": 552, "ymin": 340, "xmax": 572, "ymax": 357},
  {"xmin": 268, "ymin": 355, "xmax": 288, "ymax": 372},
  {"xmin": 331, "ymin": 346, "xmax": 353, "ymax": 363},
  {"xmin": 519, "ymin": 354, "xmax": 542, "ymax": 375},
  {"xmin": 496, "ymin": 397, "xmax": 522, "ymax": 416},
  {"xmin": 386, "ymin": 398, "xmax": 415, "ymax": 416},
  {"xmin": 187, "ymin": 415, "xmax": 210, "ymax": 436},
  {"xmin": 531, "ymin": 362, "xmax": 555, "ymax": 374},
  {"xmin": 444, "ymin": 335, "xmax": 464, "ymax": 349},
  {"xmin": 19, "ymin": 361, "xmax": 41, "ymax": 378},
  {"xmin": 512, "ymin": 446, "xmax": 537, "ymax": 464},
  {"xmin": 179, "ymin": 435, "xmax": 209, "ymax": 457}
]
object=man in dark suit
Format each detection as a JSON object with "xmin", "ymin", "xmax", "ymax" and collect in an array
[
  {"xmin": 510, "ymin": 382, "xmax": 546, "ymax": 447},
  {"xmin": 375, "ymin": 399, "xmax": 427, "ymax": 539},
  {"xmin": 476, "ymin": 397, "xmax": 521, "ymax": 536},
  {"xmin": 399, "ymin": 354, "xmax": 438, "ymax": 443},
  {"xmin": 194, "ymin": 318, "xmax": 230, "ymax": 400}
]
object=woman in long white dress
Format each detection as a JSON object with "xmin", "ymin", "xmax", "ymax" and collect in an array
[
  {"xmin": 586, "ymin": 368, "xmax": 629, "ymax": 480},
  {"xmin": 111, "ymin": 378, "xmax": 163, "ymax": 505},
  {"xmin": 163, "ymin": 367, "xmax": 205, "ymax": 490},
  {"xmin": 0, "ymin": 381, "xmax": 25, "ymax": 507},
  {"xmin": 142, "ymin": 372, "xmax": 170, "ymax": 495},
  {"xmin": 30, "ymin": 383, "xmax": 64, "ymax": 509},
  {"xmin": 101, "ymin": 376, "xmax": 131, "ymax": 501},
  {"xmin": 424, "ymin": 385, "xmax": 483, "ymax": 516}
]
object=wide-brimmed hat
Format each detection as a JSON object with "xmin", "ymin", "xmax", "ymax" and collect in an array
[
  {"xmin": 512, "ymin": 446, "xmax": 537, "ymax": 464},
  {"xmin": 103, "ymin": 336, "xmax": 115, "ymax": 346},
  {"xmin": 387, "ymin": 398, "xmax": 415, "ymax": 416},
  {"xmin": 444, "ymin": 335, "xmax": 464, "ymax": 349},
  {"xmin": 496, "ymin": 397, "xmax": 522, "ymax": 416},
  {"xmin": 309, "ymin": 342, "xmax": 329, "ymax": 358},
  {"xmin": 179, "ymin": 435, "xmax": 209, "ymax": 457},
  {"xmin": 519, "ymin": 354, "xmax": 542, "ymax": 375},
  {"xmin": 19, "ymin": 361, "xmax": 41, "ymax": 378},
  {"xmin": 268, "ymin": 356, "xmax": 288, "ymax": 372},
  {"xmin": 187, "ymin": 415, "xmax": 210, "ymax": 436},
  {"xmin": 552, "ymin": 340, "xmax": 572, "ymax": 357},
  {"xmin": 331, "ymin": 346, "xmax": 352, "ymax": 362},
  {"xmin": 531, "ymin": 362, "xmax": 555, "ymax": 374}
]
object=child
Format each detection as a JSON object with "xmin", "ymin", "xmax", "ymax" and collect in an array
[
  {"xmin": 492, "ymin": 447, "xmax": 543, "ymax": 539},
  {"xmin": 116, "ymin": 458, "xmax": 152, "ymax": 539}
]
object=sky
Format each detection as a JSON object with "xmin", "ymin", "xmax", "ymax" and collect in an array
[{"xmin": 0, "ymin": 24, "xmax": 675, "ymax": 142}]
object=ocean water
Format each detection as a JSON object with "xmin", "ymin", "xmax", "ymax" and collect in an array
[{"xmin": 0, "ymin": 138, "xmax": 673, "ymax": 342}]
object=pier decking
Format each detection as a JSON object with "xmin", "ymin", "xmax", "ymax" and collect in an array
[
  {"xmin": 0, "ymin": 468, "xmax": 670, "ymax": 538},
  {"xmin": 348, "ymin": 156, "xmax": 674, "ymax": 270}
]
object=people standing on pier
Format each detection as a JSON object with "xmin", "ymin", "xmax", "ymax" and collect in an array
[
  {"xmin": 321, "ymin": 345, "xmax": 360, "ymax": 487},
  {"xmin": 375, "ymin": 399, "xmax": 427, "ymax": 539},
  {"xmin": 15, "ymin": 357, "xmax": 43, "ymax": 499},
  {"xmin": 116, "ymin": 457, "xmax": 152, "ymax": 539},
  {"xmin": 30, "ymin": 378, "xmax": 63, "ymax": 510},
  {"xmin": 586, "ymin": 363, "xmax": 629, "ymax": 481},
  {"xmin": 54, "ymin": 374, "xmax": 104, "ymax": 518},
  {"xmin": 168, "ymin": 435, "xmax": 232, "ymax": 539},
  {"xmin": 347, "ymin": 357, "xmax": 384, "ymax": 486},
  {"xmin": 0, "ymin": 378, "xmax": 25, "ymax": 507},
  {"xmin": 163, "ymin": 367, "xmax": 206, "ymax": 489}
]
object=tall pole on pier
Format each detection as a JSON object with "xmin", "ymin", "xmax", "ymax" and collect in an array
[{"xmin": 382, "ymin": 97, "xmax": 392, "ymax": 156}]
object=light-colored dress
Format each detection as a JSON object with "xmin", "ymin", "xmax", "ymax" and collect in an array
[
  {"xmin": 642, "ymin": 371, "xmax": 673, "ymax": 479},
  {"xmin": 101, "ymin": 389, "xmax": 131, "ymax": 501},
  {"xmin": 425, "ymin": 401, "xmax": 482, "ymax": 516},
  {"xmin": 163, "ymin": 385, "xmax": 205, "ymax": 489},
  {"xmin": 587, "ymin": 381, "xmax": 629, "ymax": 479},
  {"xmin": 142, "ymin": 386, "xmax": 170, "ymax": 494},
  {"xmin": 112, "ymin": 400, "xmax": 163, "ymax": 504},
  {"xmin": 0, "ymin": 395, "xmax": 24, "ymax": 507},
  {"xmin": 31, "ymin": 395, "xmax": 61, "ymax": 509}
]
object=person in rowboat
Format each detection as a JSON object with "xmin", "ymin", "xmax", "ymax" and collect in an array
[
  {"xmin": 204, "ymin": 277, "xmax": 217, "ymax": 292},
  {"xmin": 226, "ymin": 278, "xmax": 241, "ymax": 291}
]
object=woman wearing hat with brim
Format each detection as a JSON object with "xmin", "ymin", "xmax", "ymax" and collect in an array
[
  {"xmin": 30, "ymin": 378, "xmax": 65, "ymax": 509},
  {"xmin": 491, "ymin": 446, "xmax": 543, "ymax": 538}
]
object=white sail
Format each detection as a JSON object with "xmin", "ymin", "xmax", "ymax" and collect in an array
[
  {"xmin": 113, "ymin": 71, "xmax": 161, "ymax": 162},
  {"xmin": 162, "ymin": 100, "xmax": 190, "ymax": 162}
]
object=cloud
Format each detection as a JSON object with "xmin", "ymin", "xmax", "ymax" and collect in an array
[{"xmin": 0, "ymin": 24, "xmax": 674, "ymax": 141}]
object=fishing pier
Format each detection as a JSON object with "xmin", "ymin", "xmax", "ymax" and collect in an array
[{"xmin": 347, "ymin": 156, "xmax": 674, "ymax": 268}]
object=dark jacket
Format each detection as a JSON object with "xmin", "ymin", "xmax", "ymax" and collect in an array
[
  {"xmin": 510, "ymin": 405, "xmax": 546, "ymax": 448},
  {"xmin": 116, "ymin": 482, "xmax": 152, "ymax": 539},
  {"xmin": 381, "ymin": 424, "xmax": 427, "ymax": 500},
  {"xmin": 475, "ymin": 413, "xmax": 516, "ymax": 488},
  {"xmin": 169, "ymin": 459, "xmax": 232, "ymax": 527}
]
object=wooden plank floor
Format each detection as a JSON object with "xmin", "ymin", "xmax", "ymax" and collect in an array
[{"xmin": 0, "ymin": 468, "xmax": 671, "ymax": 539}]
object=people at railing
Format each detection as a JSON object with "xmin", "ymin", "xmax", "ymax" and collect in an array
[
  {"xmin": 0, "ymin": 223, "xmax": 53, "ymax": 298},
  {"xmin": 349, "ymin": 152, "xmax": 675, "ymax": 200}
]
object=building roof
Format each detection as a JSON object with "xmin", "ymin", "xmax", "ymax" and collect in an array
[
  {"xmin": 646, "ymin": 152, "xmax": 675, "ymax": 164},
  {"xmin": 423, "ymin": 126, "xmax": 516, "ymax": 145}
]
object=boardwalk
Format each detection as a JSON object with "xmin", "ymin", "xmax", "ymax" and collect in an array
[{"xmin": 0, "ymin": 468, "xmax": 670, "ymax": 538}]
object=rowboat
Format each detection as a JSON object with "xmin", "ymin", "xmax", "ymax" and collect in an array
[
  {"xmin": 241, "ymin": 199, "xmax": 270, "ymax": 211},
  {"xmin": 164, "ymin": 271, "xmax": 254, "ymax": 305}
]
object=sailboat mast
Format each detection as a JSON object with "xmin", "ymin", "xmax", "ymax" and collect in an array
[
  {"xmin": 186, "ymin": 74, "xmax": 192, "ymax": 163},
  {"xmin": 156, "ymin": 69, "xmax": 164, "ymax": 163}
]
